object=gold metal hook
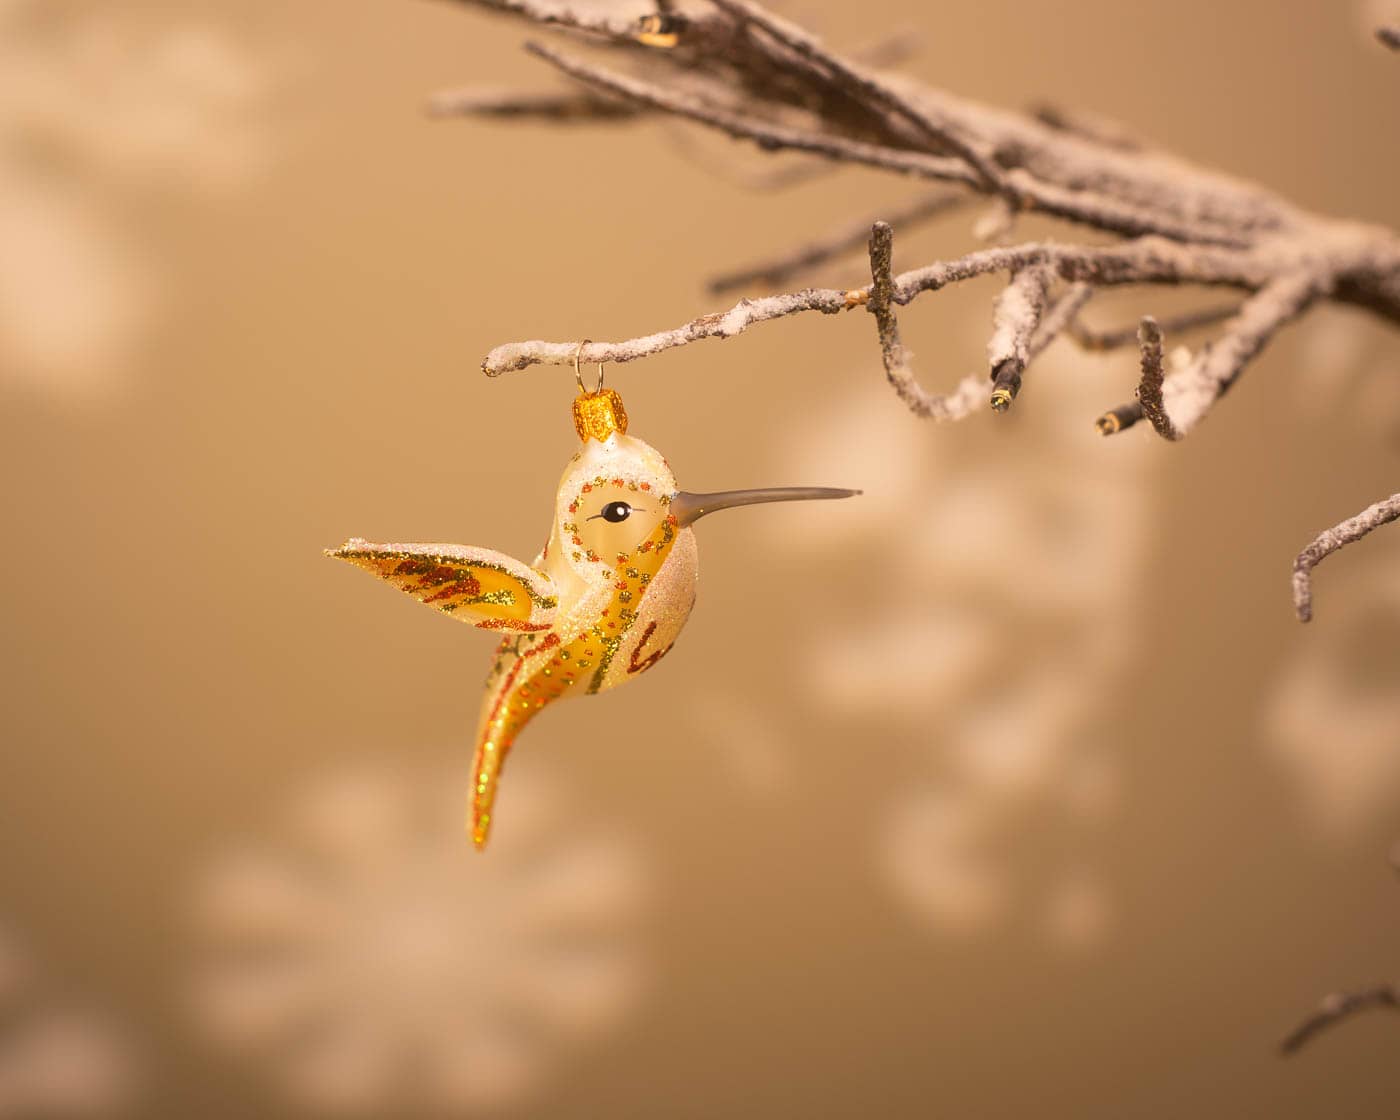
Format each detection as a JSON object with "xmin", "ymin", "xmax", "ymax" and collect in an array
[{"xmin": 573, "ymin": 339, "xmax": 605, "ymax": 395}]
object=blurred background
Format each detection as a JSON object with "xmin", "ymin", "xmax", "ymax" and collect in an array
[{"xmin": 1, "ymin": 0, "xmax": 1398, "ymax": 1115}]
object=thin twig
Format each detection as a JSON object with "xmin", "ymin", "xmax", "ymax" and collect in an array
[
  {"xmin": 1087, "ymin": 305, "xmax": 1240, "ymax": 433},
  {"xmin": 482, "ymin": 237, "xmax": 1245, "ymax": 374},
  {"xmin": 1069, "ymin": 304, "xmax": 1239, "ymax": 351},
  {"xmin": 888, "ymin": 237, "xmax": 1262, "ymax": 304},
  {"xmin": 1003, "ymin": 169, "xmax": 1252, "ymax": 248},
  {"xmin": 972, "ymin": 197, "xmax": 1017, "ymax": 243},
  {"xmin": 1292, "ymin": 491, "xmax": 1400, "ymax": 622},
  {"xmin": 850, "ymin": 28, "xmax": 922, "ymax": 70},
  {"xmin": 867, "ymin": 221, "xmax": 909, "ymax": 403},
  {"xmin": 988, "ymin": 266, "xmax": 1053, "ymax": 411},
  {"xmin": 658, "ymin": 124, "xmax": 837, "ymax": 192},
  {"xmin": 1160, "ymin": 272, "xmax": 1326, "ymax": 436},
  {"xmin": 866, "ymin": 220, "xmax": 982, "ymax": 421},
  {"xmin": 483, "ymin": 286, "xmax": 853, "ymax": 375},
  {"xmin": 1028, "ymin": 283, "xmax": 1095, "ymax": 360},
  {"xmin": 1280, "ymin": 985, "xmax": 1399, "ymax": 1055},
  {"xmin": 1135, "ymin": 316, "xmax": 1180, "ymax": 440},
  {"xmin": 708, "ymin": 189, "xmax": 968, "ymax": 294},
  {"xmin": 427, "ymin": 86, "xmax": 638, "ymax": 121},
  {"xmin": 1031, "ymin": 102, "xmax": 1143, "ymax": 152},
  {"xmin": 1095, "ymin": 291, "xmax": 1310, "ymax": 439},
  {"xmin": 709, "ymin": 0, "xmax": 1008, "ymax": 193},
  {"xmin": 522, "ymin": 41, "xmax": 979, "ymax": 185},
  {"xmin": 866, "ymin": 222, "xmax": 903, "ymax": 370},
  {"xmin": 1095, "ymin": 403, "xmax": 1144, "ymax": 436}
]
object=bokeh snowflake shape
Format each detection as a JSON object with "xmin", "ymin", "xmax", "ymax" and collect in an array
[{"xmin": 189, "ymin": 761, "xmax": 649, "ymax": 1114}]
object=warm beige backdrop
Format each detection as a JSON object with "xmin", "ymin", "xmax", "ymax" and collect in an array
[{"xmin": 2, "ymin": 0, "xmax": 1399, "ymax": 1116}]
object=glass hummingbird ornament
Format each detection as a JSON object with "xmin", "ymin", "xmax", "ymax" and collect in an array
[{"xmin": 329, "ymin": 366, "xmax": 858, "ymax": 849}]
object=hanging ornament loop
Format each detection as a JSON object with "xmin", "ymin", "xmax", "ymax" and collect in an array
[
  {"xmin": 571, "ymin": 339, "xmax": 627, "ymax": 442},
  {"xmin": 573, "ymin": 339, "xmax": 606, "ymax": 396}
]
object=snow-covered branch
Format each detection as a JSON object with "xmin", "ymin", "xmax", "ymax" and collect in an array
[{"xmin": 434, "ymin": 0, "xmax": 1400, "ymax": 616}]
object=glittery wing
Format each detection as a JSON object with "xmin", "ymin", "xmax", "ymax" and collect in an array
[{"xmin": 328, "ymin": 539, "xmax": 558, "ymax": 632}]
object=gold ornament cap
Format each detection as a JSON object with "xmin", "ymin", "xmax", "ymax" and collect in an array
[{"xmin": 573, "ymin": 388, "xmax": 629, "ymax": 443}]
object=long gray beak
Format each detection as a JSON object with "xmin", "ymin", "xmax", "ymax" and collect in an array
[{"xmin": 669, "ymin": 487, "xmax": 860, "ymax": 527}]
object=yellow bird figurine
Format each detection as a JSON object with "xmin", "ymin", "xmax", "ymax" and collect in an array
[{"xmin": 329, "ymin": 368, "xmax": 857, "ymax": 849}]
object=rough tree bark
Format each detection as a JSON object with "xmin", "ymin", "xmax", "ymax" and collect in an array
[{"xmin": 430, "ymin": 0, "xmax": 1400, "ymax": 619}]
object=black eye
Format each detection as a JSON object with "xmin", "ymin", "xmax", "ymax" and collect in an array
[{"xmin": 600, "ymin": 501, "xmax": 632, "ymax": 523}]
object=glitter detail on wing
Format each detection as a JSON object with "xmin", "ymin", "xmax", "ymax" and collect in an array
[{"xmin": 329, "ymin": 541, "xmax": 558, "ymax": 632}]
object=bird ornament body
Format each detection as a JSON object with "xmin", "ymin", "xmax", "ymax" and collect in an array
[{"xmin": 330, "ymin": 378, "xmax": 856, "ymax": 848}]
